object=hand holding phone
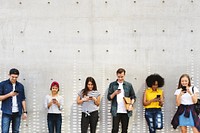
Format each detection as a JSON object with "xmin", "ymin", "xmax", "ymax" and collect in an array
[
  {"xmin": 156, "ymin": 95, "xmax": 161, "ymax": 99},
  {"xmin": 14, "ymin": 90, "xmax": 19, "ymax": 93},
  {"xmin": 115, "ymin": 89, "xmax": 121, "ymax": 95},
  {"xmin": 182, "ymin": 86, "xmax": 187, "ymax": 93},
  {"xmin": 52, "ymin": 98, "xmax": 57, "ymax": 104},
  {"xmin": 156, "ymin": 95, "xmax": 160, "ymax": 98}
]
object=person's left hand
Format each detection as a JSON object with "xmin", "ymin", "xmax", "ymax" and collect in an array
[
  {"xmin": 128, "ymin": 104, "xmax": 133, "ymax": 111},
  {"xmin": 90, "ymin": 96, "xmax": 97, "ymax": 101},
  {"xmin": 22, "ymin": 113, "xmax": 27, "ymax": 120}
]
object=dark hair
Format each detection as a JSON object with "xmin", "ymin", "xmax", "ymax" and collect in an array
[
  {"xmin": 116, "ymin": 68, "xmax": 126, "ymax": 74},
  {"xmin": 177, "ymin": 74, "xmax": 191, "ymax": 89},
  {"xmin": 9, "ymin": 68, "xmax": 19, "ymax": 75},
  {"xmin": 146, "ymin": 74, "xmax": 164, "ymax": 87},
  {"xmin": 82, "ymin": 77, "xmax": 97, "ymax": 96}
]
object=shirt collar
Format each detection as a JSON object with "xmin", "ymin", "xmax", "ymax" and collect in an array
[
  {"xmin": 8, "ymin": 79, "xmax": 18, "ymax": 85},
  {"xmin": 115, "ymin": 80, "xmax": 125, "ymax": 85}
]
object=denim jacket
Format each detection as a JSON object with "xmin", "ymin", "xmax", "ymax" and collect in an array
[
  {"xmin": 107, "ymin": 80, "xmax": 136, "ymax": 117},
  {"xmin": 0, "ymin": 79, "xmax": 26, "ymax": 115}
]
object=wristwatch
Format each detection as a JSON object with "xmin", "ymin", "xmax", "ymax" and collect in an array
[{"xmin": 23, "ymin": 111, "xmax": 27, "ymax": 114}]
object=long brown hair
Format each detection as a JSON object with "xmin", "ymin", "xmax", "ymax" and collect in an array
[
  {"xmin": 177, "ymin": 74, "xmax": 191, "ymax": 89},
  {"xmin": 82, "ymin": 77, "xmax": 97, "ymax": 96}
]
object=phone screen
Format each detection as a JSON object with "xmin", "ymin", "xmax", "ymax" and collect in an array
[
  {"xmin": 182, "ymin": 86, "xmax": 187, "ymax": 93},
  {"xmin": 157, "ymin": 95, "xmax": 161, "ymax": 98},
  {"xmin": 14, "ymin": 90, "xmax": 19, "ymax": 93}
]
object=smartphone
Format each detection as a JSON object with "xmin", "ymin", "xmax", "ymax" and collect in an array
[
  {"xmin": 182, "ymin": 86, "xmax": 187, "ymax": 93},
  {"xmin": 14, "ymin": 90, "xmax": 19, "ymax": 93},
  {"xmin": 117, "ymin": 89, "xmax": 121, "ymax": 91},
  {"xmin": 156, "ymin": 95, "xmax": 161, "ymax": 98},
  {"xmin": 52, "ymin": 98, "xmax": 57, "ymax": 103},
  {"xmin": 89, "ymin": 96, "xmax": 92, "ymax": 98}
]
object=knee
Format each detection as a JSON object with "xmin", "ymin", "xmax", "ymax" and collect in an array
[{"xmin": 180, "ymin": 126, "xmax": 187, "ymax": 133}]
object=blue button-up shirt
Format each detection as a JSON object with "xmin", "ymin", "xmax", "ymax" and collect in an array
[{"xmin": 0, "ymin": 79, "xmax": 26, "ymax": 115}]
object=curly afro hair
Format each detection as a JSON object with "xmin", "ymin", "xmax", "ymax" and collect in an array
[{"xmin": 146, "ymin": 74, "xmax": 164, "ymax": 87}]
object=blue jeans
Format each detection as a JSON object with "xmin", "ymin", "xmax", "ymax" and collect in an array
[
  {"xmin": 47, "ymin": 113, "xmax": 62, "ymax": 133},
  {"xmin": 145, "ymin": 108, "xmax": 163, "ymax": 133},
  {"xmin": 1, "ymin": 112, "xmax": 21, "ymax": 133}
]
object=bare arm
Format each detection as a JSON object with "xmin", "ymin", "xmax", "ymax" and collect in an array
[
  {"xmin": 109, "ymin": 90, "xmax": 121, "ymax": 100},
  {"xmin": 92, "ymin": 96, "xmax": 101, "ymax": 106},
  {"xmin": 143, "ymin": 90, "xmax": 160, "ymax": 106},
  {"xmin": 176, "ymin": 92, "xmax": 183, "ymax": 106},
  {"xmin": 22, "ymin": 100, "xmax": 27, "ymax": 112},
  {"xmin": 77, "ymin": 95, "xmax": 90, "ymax": 105},
  {"xmin": 187, "ymin": 89, "xmax": 198, "ymax": 104},
  {"xmin": 22, "ymin": 100, "xmax": 27, "ymax": 120},
  {"xmin": 143, "ymin": 90, "xmax": 153, "ymax": 106},
  {"xmin": 191, "ymin": 92, "xmax": 199, "ymax": 104},
  {"xmin": 159, "ymin": 91, "xmax": 164, "ymax": 106},
  {"xmin": 0, "ymin": 92, "xmax": 17, "ymax": 101}
]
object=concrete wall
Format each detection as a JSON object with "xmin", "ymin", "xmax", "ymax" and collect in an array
[{"xmin": 0, "ymin": 0, "xmax": 200, "ymax": 132}]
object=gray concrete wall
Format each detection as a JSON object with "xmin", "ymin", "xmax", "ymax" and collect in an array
[{"xmin": 0, "ymin": 0, "xmax": 200, "ymax": 132}]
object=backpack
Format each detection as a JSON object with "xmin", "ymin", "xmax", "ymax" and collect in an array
[{"xmin": 192, "ymin": 86, "xmax": 200, "ymax": 115}]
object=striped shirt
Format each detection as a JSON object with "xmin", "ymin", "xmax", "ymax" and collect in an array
[{"xmin": 78, "ymin": 90, "xmax": 100, "ymax": 113}]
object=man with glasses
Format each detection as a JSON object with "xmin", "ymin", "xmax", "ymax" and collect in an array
[{"xmin": 0, "ymin": 68, "xmax": 27, "ymax": 133}]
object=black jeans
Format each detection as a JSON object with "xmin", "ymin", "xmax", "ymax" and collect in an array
[
  {"xmin": 47, "ymin": 113, "xmax": 62, "ymax": 133},
  {"xmin": 81, "ymin": 111, "xmax": 99, "ymax": 133},
  {"xmin": 112, "ymin": 113, "xmax": 129, "ymax": 133}
]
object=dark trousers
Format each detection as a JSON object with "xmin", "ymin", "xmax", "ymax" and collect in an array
[
  {"xmin": 81, "ymin": 111, "xmax": 99, "ymax": 133},
  {"xmin": 47, "ymin": 113, "xmax": 62, "ymax": 133},
  {"xmin": 145, "ymin": 108, "xmax": 163, "ymax": 133},
  {"xmin": 112, "ymin": 113, "xmax": 129, "ymax": 133}
]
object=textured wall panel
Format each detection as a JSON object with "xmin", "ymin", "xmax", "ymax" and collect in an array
[{"xmin": 0, "ymin": 0, "xmax": 200, "ymax": 132}]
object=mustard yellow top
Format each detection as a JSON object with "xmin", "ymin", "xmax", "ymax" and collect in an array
[{"xmin": 144, "ymin": 88, "xmax": 163, "ymax": 109}]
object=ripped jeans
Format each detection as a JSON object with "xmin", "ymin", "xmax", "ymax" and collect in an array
[{"xmin": 145, "ymin": 108, "xmax": 163, "ymax": 133}]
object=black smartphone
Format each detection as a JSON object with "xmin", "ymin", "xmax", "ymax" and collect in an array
[
  {"xmin": 89, "ymin": 96, "xmax": 92, "ymax": 98},
  {"xmin": 182, "ymin": 86, "xmax": 187, "ymax": 93},
  {"xmin": 117, "ymin": 89, "xmax": 121, "ymax": 91},
  {"xmin": 14, "ymin": 90, "xmax": 19, "ymax": 93},
  {"xmin": 156, "ymin": 95, "xmax": 161, "ymax": 98}
]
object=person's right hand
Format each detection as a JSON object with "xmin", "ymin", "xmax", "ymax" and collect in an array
[
  {"xmin": 180, "ymin": 90, "xmax": 185, "ymax": 96},
  {"xmin": 151, "ymin": 98, "xmax": 160, "ymax": 102},
  {"xmin": 82, "ymin": 96, "xmax": 90, "ymax": 102},
  {"xmin": 9, "ymin": 91, "xmax": 18, "ymax": 97},
  {"xmin": 114, "ymin": 89, "xmax": 121, "ymax": 95}
]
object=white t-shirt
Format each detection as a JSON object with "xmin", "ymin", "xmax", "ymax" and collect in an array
[
  {"xmin": 174, "ymin": 86, "xmax": 199, "ymax": 105},
  {"xmin": 12, "ymin": 84, "xmax": 19, "ymax": 113},
  {"xmin": 44, "ymin": 95, "xmax": 64, "ymax": 114},
  {"xmin": 117, "ymin": 82, "xmax": 127, "ymax": 113}
]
